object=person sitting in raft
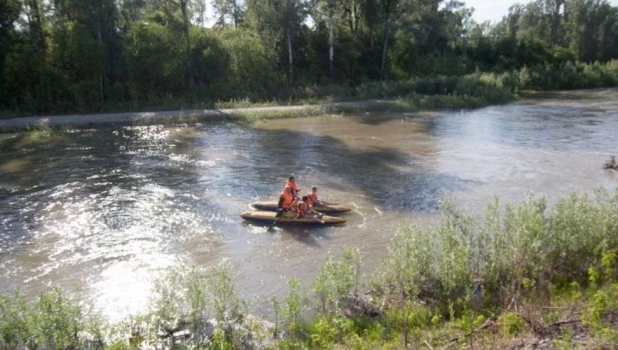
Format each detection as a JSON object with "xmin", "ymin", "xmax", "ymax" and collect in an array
[
  {"xmin": 604, "ymin": 155, "xmax": 617, "ymax": 170},
  {"xmin": 284, "ymin": 176, "xmax": 301, "ymax": 197},
  {"xmin": 307, "ymin": 186, "xmax": 331, "ymax": 208},
  {"xmin": 277, "ymin": 186, "xmax": 297, "ymax": 217},
  {"xmin": 296, "ymin": 196, "xmax": 325, "ymax": 224}
]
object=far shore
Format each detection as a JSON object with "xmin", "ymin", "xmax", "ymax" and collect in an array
[
  {"xmin": 0, "ymin": 100, "xmax": 397, "ymax": 131},
  {"xmin": 2, "ymin": 88, "xmax": 616, "ymax": 131}
]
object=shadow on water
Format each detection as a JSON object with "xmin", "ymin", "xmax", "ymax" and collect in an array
[
  {"xmin": 237, "ymin": 123, "xmax": 469, "ymax": 214},
  {"xmin": 240, "ymin": 220, "xmax": 333, "ymax": 247},
  {"xmin": 346, "ymin": 111, "xmax": 407, "ymax": 126},
  {"xmin": 0, "ymin": 117, "xmax": 471, "ymax": 295},
  {"xmin": 1, "ymin": 115, "xmax": 478, "ymax": 254},
  {"xmin": 278, "ymin": 226, "xmax": 332, "ymax": 248}
]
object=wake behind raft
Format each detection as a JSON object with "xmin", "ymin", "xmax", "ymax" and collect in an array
[{"xmin": 240, "ymin": 210, "xmax": 346, "ymax": 226}]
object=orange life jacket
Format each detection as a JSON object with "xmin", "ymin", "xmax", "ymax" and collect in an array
[
  {"xmin": 285, "ymin": 180, "xmax": 299, "ymax": 194},
  {"xmin": 297, "ymin": 201, "xmax": 310, "ymax": 215},
  {"xmin": 279, "ymin": 189, "xmax": 294, "ymax": 209},
  {"xmin": 307, "ymin": 192, "xmax": 319, "ymax": 206}
]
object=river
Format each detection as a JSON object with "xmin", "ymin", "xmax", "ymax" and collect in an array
[{"xmin": 0, "ymin": 89, "xmax": 616, "ymax": 322}]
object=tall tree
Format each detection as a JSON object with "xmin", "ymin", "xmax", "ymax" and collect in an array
[
  {"xmin": 379, "ymin": 0, "xmax": 399, "ymax": 79},
  {"xmin": 362, "ymin": 0, "xmax": 380, "ymax": 49},
  {"xmin": 0, "ymin": 0, "xmax": 21, "ymax": 107},
  {"xmin": 310, "ymin": 0, "xmax": 340, "ymax": 79},
  {"xmin": 51, "ymin": 0, "xmax": 122, "ymax": 104},
  {"xmin": 245, "ymin": 0, "xmax": 307, "ymax": 82},
  {"xmin": 213, "ymin": 0, "xmax": 245, "ymax": 28},
  {"xmin": 191, "ymin": 0, "xmax": 208, "ymax": 27},
  {"xmin": 0, "ymin": 0, "xmax": 21, "ymax": 61},
  {"xmin": 24, "ymin": 0, "xmax": 46, "ymax": 54},
  {"xmin": 154, "ymin": 0, "xmax": 196, "ymax": 89},
  {"xmin": 118, "ymin": 0, "xmax": 148, "ymax": 30}
]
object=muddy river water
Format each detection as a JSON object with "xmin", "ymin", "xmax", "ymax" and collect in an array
[{"xmin": 1, "ymin": 89, "xmax": 617, "ymax": 321}]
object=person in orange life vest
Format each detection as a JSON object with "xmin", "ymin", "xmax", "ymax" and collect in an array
[
  {"xmin": 277, "ymin": 186, "xmax": 297, "ymax": 217},
  {"xmin": 297, "ymin": 196, "xmax": 325, "ymax": 223},
  {"xmin": 307, "ymin": 186, "xmax": 331, "ymax": 208},
  {"xmin": 284, "ymin": 176, "xmax": 300, "ymax": 196}
]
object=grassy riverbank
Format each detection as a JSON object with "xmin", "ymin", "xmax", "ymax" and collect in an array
[
  {"xmin": 2, "ymin": 60, "xmax": 618, "ymax": 123},
  {"xmin": 2, "ymin": 189, "xmax": 617, "ymax": 349},
  {"xmin": 2, "ymin": 61, "xmax": 618, "ymax": 133}
]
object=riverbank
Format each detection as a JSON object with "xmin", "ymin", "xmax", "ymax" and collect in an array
[
  {"xmin": 1, "ymin": 191, "xmax": 617, "ymax": 349},
  {"xmin": 2, "ymin": 86, "xmax": 617, "ymax": 349},
  {"xmin": 0, "ymin": 100, "xmax": 390, "ymax": 131},
  {"xmin": 0, "ymin": 97, "xmax": 497, "ymax": 132},
  {"xmin": 0, "ymin": 72, "xmax": 520, "ymax": 131},
  {"xmin": 3, "ymin": 87, "xmax": 617, "ymax": 133}
]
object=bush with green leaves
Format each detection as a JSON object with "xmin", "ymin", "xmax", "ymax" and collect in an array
[
  {"xmin": 0, "ymin": 288, "xmax": 104, "ymax": 349},
  {"xmin": 498, "ymin": 312, "xmax": 528, "ymax": 336},
  {"xmin": 374, "ymin": 189, "xmax": 618, "ymax": 321},
  {"xmin": 311, "ymin": 249, "xmax": 362, "ymax": 318},
  {"xmin": 128, "ymin": 263, "xmax": 247, "ymax": 348}
]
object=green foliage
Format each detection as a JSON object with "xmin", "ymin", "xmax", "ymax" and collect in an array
[
  {"xmin": 517, "ymin": 61, "xmax": 618, "ymax": 90},
  {"xmin": 283, "ymin": 278, "xmax": 304, "ymax": 342},
  {"xmin": 374, "ymin": 224, "xmax": 433, "ymax": 299},
  {"xmin": 2, "ymin": 0, "xmax": 618, "ymax": 116},
  {"xmin": 498, "ymin": 312, "xmax": 528, "ymax": 336},
  {"xmin": 311, "ymin": 249, "xmax": 362, "ymax": 318},
  {"xmin": 271, "ymin": 296, "xmax": 281, "ymax": 337},
  {"xmin": 553, "ymin": 326, "xmax": 573, "ymax": 349},
  {"xmin": 133, "ymin": 264, "xmax": 246, "ymax": 347},
  {"xmin": 435, "ymin": 200, "xmax": 475, "ymax": 295},
  {"xmin": 581, "ymin": 283, "xmax": 618, "ymax": 336},
  {"xmin": 2, "ymin": 189, "xmax": 618, "ymax": 348},
  {"xmin": 185, "ymin": 266, "xmax": 209, "ymax": 332},
  {"xmin": 0, "ymin": 291, "xmax": 29, "ymax": 347},
  {"xmin": 208, "ymin": 264, "xmax": 244, "ymax": 326},
  {"xmin": 308, "ymin": 315, "xmax": 354, "ymax": 348},
  {"xmin": 372, "ymin": 188, "xmax": 618, "ymax": 325},
  {"xmin": 582, "ymin": 290, "xmax": 609, "ymax": 333},
  {"xmin": 217, "ymin": 28, "xmax": 278, "ymax": 100},
  {"xmin": 601, "ymin": 249, "xmax": 618, "ymax": 282},
  {"xmin": 0, "ymin": 288, "xmax": 103, "ymax": 349},
  {"xmin": 125, "ymin": 21, "xmax": 185, "ymax": 100},
  {"xmin": 211, "ymin": 327, "xmax": 233, "ymax": 349}
]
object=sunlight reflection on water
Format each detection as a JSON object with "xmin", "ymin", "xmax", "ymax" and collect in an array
[{"xmin": 1, "ymin": 94, "xmax": 617, "ymax": 321}]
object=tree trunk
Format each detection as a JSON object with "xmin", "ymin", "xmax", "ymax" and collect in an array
[
  {"xmin": 180, "ymin": 0, "xmax": 195, "ymax": 89},
  {"xmin": 286, "ymin": 27, "xmax": 293, "ymax": 82},
  {"xmin": 380, "ymin": 13, "xmax": 390, "ymax": 80},
  {"xmin": 233, "ymin": 0, "xmax": 238, "ymax": 28},
  {"xmin": 96, "ymin": 20, "xmax": 105, "ymax": 102},
  {"xmin": 328, "ymin": 12, "xmax": 334, "ymax": 80},
  {"xmin": 27, "ymin": 0, "xmax": 46, "ymax": 54}
]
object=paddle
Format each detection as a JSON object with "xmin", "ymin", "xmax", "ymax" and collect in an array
[{"xmin": 267, "ymin": 208, "xmax": 287, "ymax": 231}]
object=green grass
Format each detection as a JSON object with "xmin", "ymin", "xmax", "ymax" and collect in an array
[{"xmin": 3, "ymin": 60, "xmax": 618, "ymax": 120}]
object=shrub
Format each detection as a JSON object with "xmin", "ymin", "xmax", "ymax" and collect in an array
[{"xmin": 498, "ymin": 312, "xmax": 528, "ymax": 336}]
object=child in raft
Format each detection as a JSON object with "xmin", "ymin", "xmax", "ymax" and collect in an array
[
  {"xmin": 296, "ymin": 196, "xmax": 325, "ymax": 224},
  {"xmin": 307, "ymin": 186, "xmax": 332, "ymax": 208}
]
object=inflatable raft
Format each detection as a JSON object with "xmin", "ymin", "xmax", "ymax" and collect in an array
[
  {"xmin": 240, "ymin": 211, "xmax": 346, "ymax": 225},
  {"xmin": 251, "ymin": 201, "xmax": 352, "ymax": 214}
]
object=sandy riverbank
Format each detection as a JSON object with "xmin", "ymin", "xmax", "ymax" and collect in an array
[
  {"xmin": 2, "ymin": 88, "xmax": 615, "ymax": 130},
  {"xmin": 0, "ymin": 101, "xmax": 397, "ymax": 130}
]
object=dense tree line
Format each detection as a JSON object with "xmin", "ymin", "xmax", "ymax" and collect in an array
[{"xmin": 0, "ymin": 0, "xmax": 617, "ymax": 114}]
